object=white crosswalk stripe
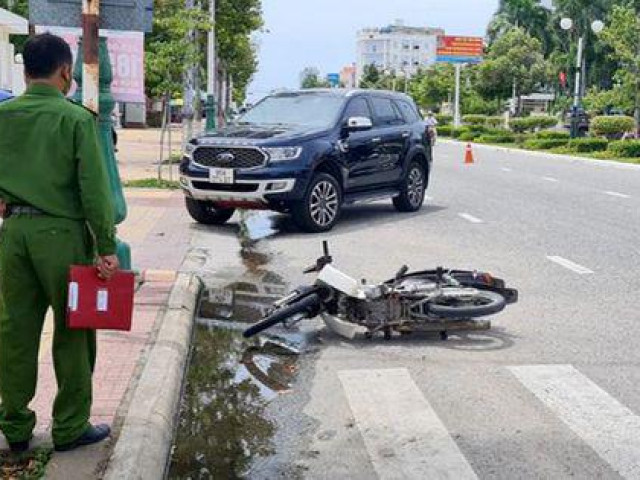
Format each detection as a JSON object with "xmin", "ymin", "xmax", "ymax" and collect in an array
[
  {"xmin": 509, "ymin": 364, "xmax": 640, "ymax": 479},
  {"xmin": 339, "ymin": 368, "xmax": 478, "ymax": 480}
]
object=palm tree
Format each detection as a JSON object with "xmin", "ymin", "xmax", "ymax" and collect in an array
[{"xmin": 488, "ymin": 0, "xmax": 553, "ymax": 54}]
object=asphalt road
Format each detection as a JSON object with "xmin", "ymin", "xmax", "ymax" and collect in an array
[{"xmin": 186, "ymin": 141, "xmax": 640, "ymax": 479}]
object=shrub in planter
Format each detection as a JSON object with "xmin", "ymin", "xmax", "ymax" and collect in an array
[
  {"xmin": 435, "ymin": 114, "xmax": 453, "ymax": 125},
  {"xmin": 531, "ymin": 116, "xmax": 558, "ymax": 129},
  {"xmin": 523, "ymin": 138, "xmax": 569, "ymax": 150},
  {"xmin": 458, "ymin": 131, "xmax": 477, "ymax": 142},
  {"xmin": 510, "ymin": 116, "xmax": 558, "ymax": 133},
  {"xmin": 438, "ymin": 125, "xmax": 453, "ymax": 137},
  {"xmin": 509, "ymin": 118, "xmax": 534, "ymax": 133},
  {"xmin": 462, "ymin": 114, "xmax": 487, "ymax": 125},
  {"xmin": 567, "ymin": 138, "xmax": 608, "ymax": 153},
  {"xmin": 476, "ymin": 133, "xmax": 516, "ymax": 144},
  {"xmin": 485, "ymin": 116, "xmax": 504, "ymax": 128},
  {"xmin": 465, "ymin": 124, "xmax": 487, "ymax": 134},
  {"xmin": 608, "ymin": 140, "xmax": 640, "ymax": 158},
  {"xmin": 536, "ymin": 130, "xmax": 570, "ymax": 140},
  {"xmin": 591, "ymin": 116, "xmax": 635, "ymax": 138}
]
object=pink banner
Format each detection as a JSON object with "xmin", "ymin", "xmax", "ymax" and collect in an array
[{"xmin": 36, "ymin": 27, "xmax": 145, "ymax": 103}]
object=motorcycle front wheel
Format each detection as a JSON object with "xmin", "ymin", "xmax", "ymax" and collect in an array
[{"xmin": 425, "ymin": 290, "xmax": 506, "ymax": 318}]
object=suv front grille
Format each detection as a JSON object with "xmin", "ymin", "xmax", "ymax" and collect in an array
[{"xmin": 193, "ymin": 147, "xmax": 266, "ymax": 169}]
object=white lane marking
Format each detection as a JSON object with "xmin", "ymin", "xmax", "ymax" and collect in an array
[
  {"xmin": 543, "ymin": 176, "xmax": 559, "ymax": 183},
  {"xmin": 509, "ymin": 365, "xmax": 640, "ymax": 479},
  {"xmin": 546, "ymin": 256, "xmax": 594, "ymax": 275},
  {"xmin": 604, "ymin": 191, "xmax": 631, "ymax": 199},
  {"xmin": 339, "ymin": 368, "xmax": 478, "ymax": 480},
  {"xmin": 501, "ymin": 167, "xmax": 512, "ymax": 172},
  {"xmin": 458, "ymin": 213, "xmax": 484, "ymax": 224}
]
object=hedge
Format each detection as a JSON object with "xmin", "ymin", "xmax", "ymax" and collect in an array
[
  {"xmin": 458, "ymin": 132, "xmax": 477, "ymax": 142},
  {"xmin": 567, "ymin": 138, "xmax": 609, "ymax": 153},
  {"xmin": 476, "ymin": 133, "xmax": 516, "ymax": 144},
  {"xmin": 523, "ymin": 138, "xmax": 569, "ymax": 150},
  {"xmin": 536, "ymin": 130, "xmax": 570, "ymax": 140},
  {"xmin": 462, "ymin": 114, "xmax": 487, "ymax": 125},
  {"xmin": 608, "ymin": 140, "xmax": 640, "ymax": 158},
  {"xmin": 591, "ymin": 116, "xmax": 635, "ymax": 137},
  {"xmin": 485, "ymin": 116, "xmax": 504, "ymax": 128},
  {"xmin": 510, "ymin": 116, "xmax": 558, "ymax": 133},
  {"xmin": 435, "ymin": 114, "xmax": 453, "ymax": 125},
  {"xmin": 438, "ymin": 125, "xmax": 453, "ymax": 137}
]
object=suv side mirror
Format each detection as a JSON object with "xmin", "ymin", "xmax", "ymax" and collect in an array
[{"xmin": 344, "ymin": 116, "xmax": 373, "ymax": 133}]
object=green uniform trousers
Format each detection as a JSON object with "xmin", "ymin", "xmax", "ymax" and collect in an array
[{"xmin": 0, "ymin": 215, "xmax": 95, "ymax": 446}]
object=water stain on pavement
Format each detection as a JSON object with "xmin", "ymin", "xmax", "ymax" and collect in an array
[{"xmin": 169, "ymin": 255, "xmax": 307, "ymax": 479}]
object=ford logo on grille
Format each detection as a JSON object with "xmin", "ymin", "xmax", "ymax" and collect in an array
[{"xmin": 216, "ymin": 152, "xmax": 235, "ymax": 164}]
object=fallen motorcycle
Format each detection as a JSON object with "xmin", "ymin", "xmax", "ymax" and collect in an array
[{"xmin": 243, "ymin": 242, "xmax": 518, "ymax": 340}]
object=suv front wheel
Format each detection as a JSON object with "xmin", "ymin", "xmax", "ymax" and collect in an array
[
  {"xmin": 185, "ymin": 197, "xmax": 235, "ymax": 225},
  {"xmin": 393, "ymin": 160, "xmax": 427, "ymax": 212},
  {"xmin": 292, "ymin": 173, "xmax": 342, "ymax": 233}
]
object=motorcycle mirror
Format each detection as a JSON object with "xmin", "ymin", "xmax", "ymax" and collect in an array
[{"xmin": 395, "ymin": 265, "xmax": 409, "ymax": 280}]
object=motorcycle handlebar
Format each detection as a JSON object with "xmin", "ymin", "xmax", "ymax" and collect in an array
[{"xmin": 243, "ymin": 293, "xmax": 322, "ymax": 338}]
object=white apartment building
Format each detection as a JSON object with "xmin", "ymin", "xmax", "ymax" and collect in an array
[{"xmin": 356, "ymin": 20, "xmax": 444, "ymax": 84}]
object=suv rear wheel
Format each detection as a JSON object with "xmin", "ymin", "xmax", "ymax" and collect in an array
[
  {"xmin": 292, "ymin": 173, "xmax": 342, "ymax": 233},
  {"xmin": 185, "ymin": 197, "xmax": 235, "ymax": 225},
  {"xmin": 393, "ymin": 161, "xmax": 426, "ymax": 212}
]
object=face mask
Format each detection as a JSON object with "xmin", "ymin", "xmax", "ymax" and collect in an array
[{"xmin": 61, "ymin": 68, "xmax": 72, "ymax": 96}]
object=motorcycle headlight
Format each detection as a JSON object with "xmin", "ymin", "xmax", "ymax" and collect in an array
[{"xmin": 264, "ymin": 147, "xmax": 303, "ymax": 162}]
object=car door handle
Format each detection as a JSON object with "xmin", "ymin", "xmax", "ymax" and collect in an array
[
  {"xmin": 371, "ymin": 137, "xmax": 382, "ymax": 144},
  {"xmin": 402, "ymin": 132, "xmax": 410, "ymax": 138}
]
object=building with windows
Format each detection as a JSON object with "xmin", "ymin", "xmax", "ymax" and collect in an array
[
  {"xmin": 340, "ymin": 64, "xmax": 357, "ymax": 89},
  {"xmin": 356, "ymin": 20, "xmax": 444, "ymax": 84}
]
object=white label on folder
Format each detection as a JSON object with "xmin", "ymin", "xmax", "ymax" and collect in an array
[
  {"xmin": 97, "ymin": 289, "xmax": 109, "ymax": 312},
  {"xmin": 68, "ymin": 282, "xmax": 79, "ymax": 312}
]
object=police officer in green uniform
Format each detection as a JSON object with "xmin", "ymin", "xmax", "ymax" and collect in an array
[{"xmin": 0, "ymin": 34, "xmax": 119, "ymax": 452}]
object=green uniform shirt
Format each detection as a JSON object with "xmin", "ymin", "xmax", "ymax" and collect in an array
[{"xmin": 0, "ymin": 83, "xmax": 116, "ymax": 255}]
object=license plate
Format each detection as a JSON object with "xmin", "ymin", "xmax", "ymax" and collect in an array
[{"xmin": 209, "ymin": 168, "xmax": 234, "ymax": 184}]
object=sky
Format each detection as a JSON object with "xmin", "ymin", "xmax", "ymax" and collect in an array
[{"xmin": 247, "ymin": 0, "xmax": 500, "ymax": 102}]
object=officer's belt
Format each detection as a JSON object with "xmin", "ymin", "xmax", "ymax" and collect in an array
[{"xmin": 5, "ymin": 205, "xmax": 46, "ymax": 217}]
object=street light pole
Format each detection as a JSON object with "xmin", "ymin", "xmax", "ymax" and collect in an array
[
  {"xmin": 571, "ymin": 35, "xmax": 584, "ymax": 138},
  {"xmin": 205, "ymin": 0, "xmax": 217, "ymax": 131}
]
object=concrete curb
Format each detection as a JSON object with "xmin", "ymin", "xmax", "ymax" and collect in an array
[
  {"xmin": 103, "ymin": 272, "xmax": 203, "ymax": 480},
  {"xmin": 440, "ymin": 138, "xmax": 640, "ymax": 171}
]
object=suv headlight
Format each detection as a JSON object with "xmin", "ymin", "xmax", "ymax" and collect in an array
[
  {"xmin": 184, "ymin": 143, "xmax": 197, "ymax": 158},
  {"xmin": 264, "ymin": 147, "xmax": 303, "ymax": 162}
]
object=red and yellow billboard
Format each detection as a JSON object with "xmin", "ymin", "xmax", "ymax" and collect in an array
[{"xmin": 436, "ymin": 36, "xmax": 484, "ymax": 64}]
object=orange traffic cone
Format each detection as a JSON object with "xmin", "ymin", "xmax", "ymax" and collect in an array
[{"xmin": 464, "ymin": 143, "xmax": 474, "ymax": 164}]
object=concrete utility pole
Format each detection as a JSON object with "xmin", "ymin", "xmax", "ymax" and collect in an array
[
  {"xmin": 205, "ymin": 0, "xmax": 217, "ymax": 131},
  {"xmin": 82, "ymin": 0, "xmax": 99, "ymax": 113},
  {"xmin": 453, "ymin": 63, "xmax": 462, "ymax": 127}
]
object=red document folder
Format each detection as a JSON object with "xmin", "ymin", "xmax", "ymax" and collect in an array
[{"xmin": 67, "ymin": 266, "xmax": 135, "ymax": 331}]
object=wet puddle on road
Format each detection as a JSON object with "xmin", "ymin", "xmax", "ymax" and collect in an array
[{"xmin": 168, "ymin": 212, "xmax": 308, "ymax": 479}]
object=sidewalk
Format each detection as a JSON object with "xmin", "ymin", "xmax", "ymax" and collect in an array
[{"xmin": 0, "ymin": 133, "xmax": 196, "ymax": 477}]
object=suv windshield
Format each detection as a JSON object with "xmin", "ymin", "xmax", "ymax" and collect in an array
[{"xmin": 237, "ymin": 93, "xmax": 345, "ymax": 128}]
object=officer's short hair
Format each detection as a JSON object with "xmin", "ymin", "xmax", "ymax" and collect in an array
[{"xmin": 23, "ymin": 34, "xmax": 73, "ymax": 79}]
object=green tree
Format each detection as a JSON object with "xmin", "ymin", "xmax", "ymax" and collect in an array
[
  {"xmin": 599, "ymin": 4, "xmax": 640, "ymax": 128},
  {"xmin": 488, "ymin": 0, "xmax": 552, "ymax": 53},
  {"xmin": 214, "ymin": 0, "xmax": 263, "ymax": 104},
  {"xmin": 300, "ymin": 68, "xmax": 329, "ymax": 88},
  {"xmin": 408, "ymin": 64, "xmax": 455, "ymax": 110},
  {"xmin": 476, "ymin": 27, "xmax": 549, "ymax": 111},
  {"xmin": 359, "ymin": 64, "xmax": 382, "ymax": 89}
]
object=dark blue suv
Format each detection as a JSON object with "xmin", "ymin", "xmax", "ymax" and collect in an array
[{"xmin": 180, "ymin": 89, "xmax": 432, "ymax": 232}]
